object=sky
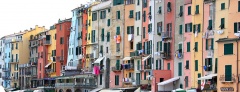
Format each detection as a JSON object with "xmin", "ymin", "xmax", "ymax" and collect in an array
[{"xmin": 0, "ymin": 0, "xmax": 90, "ymax": 38}]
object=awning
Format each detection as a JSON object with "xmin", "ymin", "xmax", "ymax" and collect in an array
[
  {"xmin": 197, "ymin": 74, "xmax": 217, "ymax": 80},
  {"xmin": 45, "ymin": 62, "xmax": 53, "ymax": 68},
  {"xmin": 90, "ymin": 87, "xmax": 103, "ymax": 92},
  {"xmin": 123, "ymin": 57, "xmax": 131, "ymax": 61},
  {"xmin": 158, "ymin": 77, "xmax": 180, "ymax": 86},
  {"xmin": 94, "ymin": 57, "xmax": 105, "ymax": 63},
  {"xmin": 142, "ymin": 54, "xmax": 151, "ymax": 61}
]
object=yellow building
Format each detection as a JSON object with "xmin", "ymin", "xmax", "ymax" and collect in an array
[{"xmin": 190, "ymin": 0, "xmax": 204, "ymax": 88}]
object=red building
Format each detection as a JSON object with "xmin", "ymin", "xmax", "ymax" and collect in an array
[
  {"xmin": 37, "ymin": 31, "xmax": 48, "ymax": 79},
  {"xmin": 55, "ymin": 19, "xmax": 71, "ymax": 76},
  {"xmin": 81, "ymin": 8, "xmax": 88, "ymax": 69}
]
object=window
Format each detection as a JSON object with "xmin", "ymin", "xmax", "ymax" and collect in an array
[
  {"xmin": 107, "ymin": 32, "xmax": 110, "ymax": 42},
  {"xmin": 158, "ymin": 7, "xmax": 162, "ymax": 14},
  {"xmin": 60, "ymin": 37, "xmax": 64, "ymax": 44},
  {"xmin": 116, "ymin": 27, "xmax": 120, "ymax": 35},
  {"xmin": 116, "ymin": 11, "xmax": 120, "ymax": 19},
  {"xmin": 179, "ymin": 25, "xmax": 182, "ymax": 34},
  {"xmin": 137, "ymin": 27, "xmax": 139, "ymax": 35},
  {"xmin": 40, "ymin": 63, "xmax": 41, "ymax": 71},
  {"xmin": 100, "ymin": 10, "xmax": 106, "ymax": 19},
  {"xmin": 205, "ymin": 58, "xmax": 212, "ymax": 71},
  {"xmin": 167, "ymin": 23, "xmax": 172, "ymax": 32},
  {"xmin": 100, "ymin": 45, "xmax": 103, "ymax": 54},
  {"xmin": 185, "ymin": 23, "xmax": 192, "ymax": 32},
  {"xmin": 167, "ymin": 2, "xmax": 171, "ymax": 12},
  {"xmin": 195, "ymin": 5, "xmax": 199, "ymax": 14},
  {"xmin": 206, "ymin": 39, "xmax": 214, "ymax": 50},
  {"xmin": 127, "ymin": 26, "xmax": 134, "ymax": 34},
  {"xmin": 143, "ymin": 0, "xmax": 147, "ymax": 8},
  {"xmin": 224, "ymin": 43, "xmax": 233, "ymax": 55},
  {"xmin": 107, "ymin": 19, "xmax": 110, "ymax": 26},
  {"xmin": 143, "ymin": 27, "xmax": 145, "ymax": 38},
  {"xmin": 193, "ymin": 24, "xmax": 201, "ymax": 33},
  {"xmin": 91, "ymin": 30, "xmax": 96, "ymax": 43},
  {"xmin": 137, "ymin": 0, "xmax": 139, "ymax": 5},
  {"xmin": 178, "ymin": 62, "xmax": 182, "ymax": 76},
  {"xmin": 129, "ymin": 10, "xmax": 134, "ymax": 18},
  {"xmin": 144, "ymin": 72, "xmax": 146, "ymax": 80},
  {"xmin": 16, "ymin": 43, "xmax": 18, "ymax": 49},
  {"xmin": 108, "ymin": 8, "xmax": 111, "ymax": 12},
  {"xmin": 92, "ymin": 12, "xmax": 97, "ymax": 21},
  {"xmin": 113, "ymin": 0, "xmax": 124, "ymax": 6},
  {"xmin": 125, "ymin": 0, "xmax": 134, "ymax": 5},
  {"xmin": 116, "ymin": 43, "xmax": 120, "ymax": 52},
  {"xmin": 106, "ymin": 47, "xmax": 108, "ymax": 53},
  {"xmin": 185, "ymin": 76, "xmax": 188, "ymax": 87},
  {"xmin": 238, "ymin": 1, "xmax": 240, "ymax": 12},
  {"xmin": 179, "ymin": 6, "xmax": 183, "ymax": 17},
  {"xmin": 88, "ymin": 20, "xmax": 91, "ymax": 26},
  {"xmin": 100, "ymin": 74, "xmax": 102, "ymax": 85},
  {"xmin": 115, "ymin": 75, "xmax": 119, "ymax": 85},
  {"xmin": 180, "ymin": 84, "xmax": 183, "ymax": 88},
  {"xmin": 148, "ymin": 23, "xmax": 152, "ymax": 32},
  {"xmin": 178, "ymin": 43, "xmax": 182, "ymax": 53},
  {"xmin": 130, "ymin": 41, "xmax": 133, "ymax": 50},
  {"xmin": 208, "ymin": 20, "xmax": 213, "ymax": 30},
  {"xmin": 188, "ymin": 6, "xmax": 191, "ymax": 15},
  {"xmin": 186, "ymin": 60, "xmax": 189, "ymax": 69},
  {"xmin": 167, "ymin": 63, "xmax": 170, "ymax": 70},
  {"xmin": 101, "ymin": 29, "xmax": 104, "ymax": 41},
  {"xmin": 197, "ymin": 73, "xmax": 201, "ymax": 84},
  {"xmin": 220, "ymin": 18, "xmax": 225, "ymax": 29},
  {"xmin": 16, "ymin": 54, "xmax": 18, "ymax": 62},
  {"xmin": 157, "ymin": 22, "xmax": 162, "ymax": 34},
  {"xmin": 143, "ymin": 11, "xmax": 146, "ymax": 22},
  {"xmin": 234, "ymin": 22, "xmax": 240, "ymax": 33},
  {"xmin": 215, "ymin": 58, "xmax": 218, "ymax": 73},
  {"xmin": 160, "ymin": 41, "xmax": 162, "ymax": 51},
  {"xmin": 187, "ymin": 42, "xmax": 190, "ymax": 52},
  {"xmin": 225, "ymin": 65, "xmax": 232, "ymax": 81},
  {"xmin": 12, "ymin": 44, "xmax": 14, "ymax": 50},
  {"xmin": 221, "ymin": 3, "xmax": 225, "ymax": 10},
  {"xmin": 194, "ymin": 42, "xmax": 198, "ymax": 52},
  {"xmin": 195, "ymin": 60, "xmax": 198, "ymax": 71}
]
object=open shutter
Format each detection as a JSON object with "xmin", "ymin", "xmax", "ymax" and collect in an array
[
  {"xmin": 215, "ymin": 58, "xmax": 218, "ymax": 73},
  {"xmin": 179, "ymin": 25, "xmax": 182, "ymax": 34},
  {"xmin": 185, "ymin": 24, "xmax": 187, "ymax": 32},
  {"xmin": 209, "ymin": 58, "xmax": 212, "ymax": 71},
  {"xmin": 178, "ymin": 63, "xmax": 182, "ymax": 76},
  {"xmin": 195, "ymin": 60, "xmax": 198, "ymax": 71},
  {"xmin": 234, "ymin": 23, "xmax": 238, "ymax": 33},
  {"xmin": 198, "ymin": 73, "xmax": 201, "ymax": 84},
  {"xmin": 156, "ymin": 60, "xmax": 158, "ymax": 70},
  {"xmin": 198, "ymin": 24, "xmax": 201, "ymax": 32},
  {"xmin": 211, "ymin": 39, "xmax": 214, "ymax": 50},
  {"xmin": 157, "ymin": 42, "xmax": 159, "ymax": 51},
  {"xmin": 190, "ymin": 23, "xmax": 192, "ymax": 32},
  {"xmin": 193, "ymin": 25, "xmax": 196, "ymax": 33},
  {"xmin": 160, "ymin": 41, "xmax": 162, "ymax": 51},
  {"xmin": 102, "ymin": 29, "xmax": 104, "ymax": 41},
  {"xmin": 206, "ymin": 39, "xmax": 208, "ymax": 50}
]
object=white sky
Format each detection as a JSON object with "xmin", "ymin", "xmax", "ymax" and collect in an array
[{"xmin": 0, "ymin": 0, "xmax": 90, "ymax": 37}]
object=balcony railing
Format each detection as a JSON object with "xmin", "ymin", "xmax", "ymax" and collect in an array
[
  {"xmin": 123, "ymin": 63, "xmax": 134, "ymax": 70},
  {"xmin": 161, "ymin": 31, "xmax": 172, "ymax": 39},
  {"xmin": 9, "ymin": 59, "xmax": 19, "ymax": 63},
  {"xmin": 112, "ymin": 66, "xmax": 121, "ymax": 72},
  {"xmin": 75, "ymin": 82, "xmax": 97, "ymax": 88},
  {"xmin": 2, "ymin": 68, "xmax": 10, "ymax": 72},
  {"xmin": 160, "ymin": 52, "xmax": 171, "ymax": 59},
  {"xmin": 144, "ymin": 65, "xmax": 152, "ymax": 70},
  {"xmin": 219, "ymin": 74, "xmax": 236, "ymax": 83},
  {"xmin": 44, "ymin": 40, "xmax": 51, "ymax": 45}
]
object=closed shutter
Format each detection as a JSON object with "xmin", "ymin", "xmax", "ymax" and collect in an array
[
  {"xmin": 187, "ymin": 42, "xmax": 190, "ymax": 52},
  {"xmin": 211, "ymin": 39, "xmax": 214, "ymax": 50},
  {"xmin": 93, "ymin": 30, "xmax": 95, "ymax": 42},
  {"xmin": 195, "ymin": 42, "xmax": 198, "ymax": 52},
  {"xmin": 150, "ymin": 40, "xmax": 152, "ymax": 54},
  {"xmin": 224, "ymin": 43, "xmax": 233, "ymax": 55},
  {"xmin": 116, "ymin": 60, "xmax": 120, "ymax": 70},
  {"xmin": 127, "ymin": 27, "xmax": 130, "ymax": 34},
  {"xmin": 107, "ymin": 32, "xmax": 110, "ymax": 42},
  {"xmin": 102, "ymin": 29, "xmax": 104, "ymax": 41},
  {"xmin": 221, "ymin": 18, "xmax": 225, "ymax": 28},
  {"xmin": 107, "ymin": 19, "xmax": 110, "ymax": 26},
  {"xmin": 198, "ymin": 24, "xmax": 201, "ymax": 32},
  {"xmin": 156, "ymin": 60, "xmax": 158, "ymax": 70},
  {"xmin": 196, "ymin": 5, "xmax": 199, "ymax": 14},
  {"xmin": 206, "ymin": 39, "xmax": 208, "ymax": 50},
  {"xmin": 221, "ymin": 3, "xmax": 225, "ymax": 10},
  {"xmin": 137, "ymin": 60, "xmax": 140, "ymax": 70},
  {"xmin": 139, "ymin": 42, "xmax": 142, "ymax": 50},
  {"xmin": 238, "ymin": 1, "xmax": 240, "ymax": 12},
  {"xmin": 225, "ymin": 65, "xmax": 232, "ymax": 81},
  {"xmin": 129, "ymin": 10, "xmax": 133, "ymax": 18},
  {"xmin": 117, "ymin": 11, "xmax": 120, "ymax": 19},
  {"xmin": 198, "ymin": 73, "xmax": 201, "ymax": 84},
  {"xmin": 190, "ymin": 23, "xmax": 192, "ymax": 32},
  {"xmin": 164, "ymin": 43, "xmax": 168, "ymax": 53},
  {"xmin": 167, "ymin": 63, "xmax": 170, "ymax": 70},
  {"xmin": 185, "ymin": 24, "xmax": 187, "ymax": 32},
  {"xmin": 157, "ymin": 42, "xmax": 159, "ymax": 51},
  {"xmin": 138, "ymin": 12, "xmax": 140, "ymax": 20},
  {"xmin": 195, "ymin": 60, "xmax": 198, "ymax": 71},
  {"xmin": 193, "ymin": 25, "xmax": 196, "ymax": 33},
  {"xmin": 234, "ymin": 23, "xmax": 238, "ymax": 33},
  {"xmin": 135, "ymin": 12, "xmax": 137, "ymax": 20},
  {"xmin": 179, "ymin": 25, "xmax": 182, "ymax": 34},
  {"xmin": 116, "ymin": 27, "xmax": 120, "ymax": 35},
  {"xmin": 188, "ymin": 6, "xmax": 191, "ymax": 15},
  {"xmin": 160, "ymin": 41, "xmax": 162, "ymax": 51},
  {"xmin": 186, "ymin": 60, "xmax": 189, "ymax": 69},
  {"xmin": 136, "ymin": 43, "xmax": 139, "ymax": 50},
  {"xmin": 178, "ymin": 62, "xmax": 182, "ymax": 76},
  {"xmin": 144, "ymin": 72, "xmax": 146, "ymax": 80},
  {"xmin": 215, "ymin": 58, "xmax": 218, "ymax": 73}
]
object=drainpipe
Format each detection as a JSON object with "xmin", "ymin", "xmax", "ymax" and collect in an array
[
  {"xmin": 236, "ymin": 39, "xmax": 239, "ymax": 92},
  {"xmin": 202, "ymin": 0, "xmax": 204, "ymax": 78},
  {"xmin": 122, "ymin": 5, "xmax": 125, "ymax": 88}
]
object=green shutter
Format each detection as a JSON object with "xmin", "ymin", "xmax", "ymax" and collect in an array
[
  {"xmin": 144, "ymin": 72, "xmax": 146, "ymax": 80},
  {"xmin": 225, "ymin": 65, "xmax": 232, "ymax": 81},
  {"xmin": 178, "ymin": 63, "xmax": 182, "ymax": 76},
  {"xmin": 187, "ymin": 42, "xmax": 190, "ymax": 52},
  {"xmin": 190, "ymin": 23, "xmax": 192, "ymax": 32},
  {"xmin": 127, "ymin": 27, "xmax": 130, "ymax": 34},
  {"xmin": 185, "ymin": 24, "xmax": 187, "ymax": 32},
  {"xmin": 215, "ymin": 58, "xmax": 218, "ymax": 73},
  {"xmin": 186, "ymin": 60, "xmax": 189, "ymax": 69},
  {"xmin": 209, "ymin": 58, "xmax": 212, "ymax": 71},
  {"xmin": 198, "ymin": 24, "xmax": 201, "ymax": 32},
  {"xmin": 137, "ymin": 60, "xmax": 140, "ymax": 70},
  {"xmin": 179, "ymin": 25, "xmax": 182, "ymax": 34},
  {"xmin": 224, "ymin": 43, "xmax": 233, "ymax": 55},
  {"xmin": 193, "ymin": 25, "xmax": 196, "ymax": 33},
  {"xmin": 195, "ymin": 60, "xmax": 198, "ymax": 71},
  {"xmin": 180, "ymin": 6, "xmax": 183, "ymax": 13},
  {"xmin": 167, "ymin": 63, "xmax": 170, "ymax": 70},
  {"xmin": 107, "ymin": 19, "xmax": 110, "ymax": 26},
  {"xmin": 117, "ymin": 11, "xmax": 120, "ymax": 19},
  {"xmin": 221, "ymin": 18, "xmax": 225, "ymax": 28},
  {"xmin": 195, "ymin": 42, "xmax": 198, "ymax": 52},
  {"xmin": 137, "ymin": 27, "xmax": 139, "ymax": 35},
  {"xmin": 179, "ymin": 44, "xmax": 182, "ymax": 50},
  {"xmin": 107, "ymin": 32, "xmax": 110, "ymax": 42},
  {"xmin": 180, "ymin": 84, "xmax": 183, "ymax": 88},
  {"xmin": 160, "ymin": 41, "xmax": 162, "ymax": 51},
  {"xmin": 198, "ymin": 73, "xmax": 201, "ymax": 84},
  {"xmin": 196, "ymin": 5, "xmax": 199, "ymax": 14},
  {"xmin": 234, "ymin": 23, "xmax": 238, "ymax": 33},
  {"xmin": 208, "ymin": 20, "xmax": 212, "ymax": 29},
  {"xmin": 157, "ymin": 42, "xmax": 159, "ymax": 51},
  {"xmin": 116, "ymin": 27, "xmax": 120, "ymax": 35},
  {"xmin": 221, "ymin": 3, "xmax": 225, "ymax": 10},
  {"xmin": 211, "ymin": 39, "xmax": 214, "ymax": 50},
  {"xmin": 116, "ymin": 60, "xmax": 120, "ymax": 69},
  {"xmin": 100, "ymin": 74, "xmax": 102, "ymax": 85},
  {"xmin": 102, "ymin": 29, "xmax": 104, "ymax": 41},
  {"xmin": 206, "ymin": 39, "xmax": 208, "ymax": 50},
  {"xmin": 188, "ymin": 6, "xmax": 191, "ymax": 15},
  {"xmin": 156, "ymin": 60, "xmax": 158, "ymax": 70},
  {"xmin": 129, "ymin": 10, "xmax": 133, "ymax": 18},
  {"xmin": 238, "ymin": 1, "xmax": 240, "ymax": 12}
]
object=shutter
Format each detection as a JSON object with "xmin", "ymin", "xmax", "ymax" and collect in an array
[
  {"xmin": 224, "ymin": 43, "xmax": 233, "ymax": 55},
  {"xmin": 193, "ymin": 25, "xmax": 196, "ymax": 33},
  {"xmin": 209, "ymin": 58, "xmax": 212, "ymax": 71},
  {"xmin": 186, "ymin": 60, "xmax": 189, "ymax": 69},
  {"xmin": 102, "ymin": 29, "xmax": 104, "ymax": 41},
  {"xmin": 221, "ymin": 18, "xmax": 225, "ymax": 28},
  {"xmin": 187, "ymin": 42, "xmax": 190, "ymax": 52},
  {"xmin": 150, "ymin": 40, "xmax": 152, "ymax": 54},
  {"xmin": 116, "ymin": 27, "xmax": 120, "ymax": 35},
  {"xmin": 127, "ymin": 27, "xmax": 130, "ymax": 34},
  {"xmin": 211, "ymin": 39, "xmax": 214, "ymax": 50},
  {"xmin": 180, "ymin": 6, "xmax": 183, "ymax": 13},
  {"xmin": 164, "ymin": 43, "xmax": 168, "ymax": 52},
  {"xmin": 156, "ymin": 60, "xmax": 158, "ymax": 70},
  {"xmin": 234, "ymin": 23, "xmax": 238, "ymax": 33},
  {"xmin": 238, "ymin": 1, "xmax": 240, "ymax": 12},
  {"xmin": 144, "ymin": 61, "xmax": 146, "ymax": 67},
  {"xmin": 178, "ymin": 63, "xmax": 182, "ymax": 76},
  {"xmin": 93, "ymin": 30, "xmax": 96, "ymax": 42},
  {"xmin": 205, "ymin": 58, "xmax": 208, "ymax": 70},
  {"xmin": 198, "ymin": 73, "xmax": 201, "ymax": 84},
  {"xmin": 107, "ymin": 19, "xmax": 110, "ymax": 26},
  {"xmin": 195, "ymin": 60, "xmax": 198, "ymax": 71},
  {"xmin": 195, "ymin": 42, "xmax": 198, "ymax": 52},
  {"xmin": 188, "ymin": 6, "xmax": 191, "ymax": 15},
  {"xmin": 185, "ymin": 76, "xmax": 188, "ymax": 87},
  {"xmin": 136, "ymin": 43, "xmax": 139, "ymax": 50},
  {"xmin": 225, "ymin": 65, "xmax": 232, "ymax": 81},
  {"xmin": 135, "ymin": 12, "xmax": 137, "ymax": 20},
  {"xmin": 144, "ymin": 72, "xmax": 146, "ymax": 80},
  {"xmin": 209, "ymin": 20, "xmax": 212, "ymax": 29},
  {"xmin": 185, "ymin": 24, "xmax": 187, "ymax": 32},
  {"xmin": 196, "ymin": 5, "xmax": 199, "ymax": 14},
  {"xmin": 144, "ymin": 42, "xmax": 147, "ymax": 54},
  {"xmin": 206, "ymin": 39, "xmax": 208, "ymax": 50},
  {"xmin": 138, "ymin": 12, "xmax": 140, "ymax": 20},
  {"xmin": 160, "ymin": 41, "xmax": 162, "ymax": 51},
  {"xmin": 167, "ymin": 42, "xmax": 170, "ymax": 53},
  {"xmin": 100, "ymin": 11, "xmax": 102, "ymax": 19},
  {"xmin": 221, "ymin": 3, "xmax": 225, "ymax": 10},
  {"xmin": 117, "ymin": 11, "xmax": 120, "ymax": 19},
  {"xmin": 137, "ymin": 60, "xmax": 140, "ymax": 70},
  {"xmin": 167, "ymin": 63, "xmax": 170, "ymax": 70},
  {"xmin": 215, "ymin": 58, "xmax": 218, "ymax": 73},
  {"xmin": 190, "ymin": 23, "xmax": 192, "ymax": 32},
  {"xmin": 198, "ymin": 24, "xmax": 201, "ymax": 32},
  {"xmin": 179, "ymin": 25, "xmax": 182, "ymax": 34},
  {"xmin": 76, "ymin": 47, "xmax": 78, "ymax": 55},
  {"xmin": 157, "ymin": 42, "xmax": 159, "ymax": 51}
]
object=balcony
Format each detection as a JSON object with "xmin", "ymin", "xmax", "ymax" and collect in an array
[
  {"xmin": 160, "ymin": 52, "xmax": 171, "ymax": 59},
  {"xmin": 203, "ymin": 30, "xmax": 214, "ymax": 39},
  {"xmin": 25, "ymin": 71, "xmax": 32, "ymax": 75},
  {"xmin": 123, "ymin": 78, "xmax": 135, "ymax": 84},
  {"xmin": 57, "ymin": 56, "xmax": 64, "ymax": 62},
  {"xmin": 2, "ymin": 76, "xmax": 11, "ymax": 80},
  {"xmin": 2, "ymin": 68, "xmax": 10, "ymax": 72},
  {"xmin": 9, "ymin": 59, "xmax": 19, "ymax": 64},
  {"xmin": 123, "ymin": 63, "xmax": 134, "ymax": 70},
  {"xmin": 130, "ymin": 51, "xmax": 141, "ymax": 59},
  {"xmin": 112, "ymin": 66, "xmax": 121, "ymax": 72},
  {"xmin": 144, "ymin": 65, "xmax": 152, "ymax": 71},
  {"xmin": 44, "ymin": 40, "xmax": 51, "ymax": 45},
  {"xmin": 140, "ymin": 80, "xmax": 151, "ymax": 85},
  {"xmin": 204, "ymin": 0, "xmax": 215, "ymax": 3},
  {"xmin": 46, "ymin": 69, "xmax": 54, "ymax": 74},
  {"xmin": 161, "ymin": 31, "xmax": 172, "ymax": 39},
  {"xmin": 206, "ymin": 50, "xmax": 214, "ymax": 58},
  {"xmin": 219, "ymin": 74, "xmax": 236, "ymax": 83},
  {"xmin": 56, "ymin": 83, "xmax": 74, "ymax": 87},
  {"xmin": 202, "ymin": 84, "xmax": 217, "ymax": 91}
]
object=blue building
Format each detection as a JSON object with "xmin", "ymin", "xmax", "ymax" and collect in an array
[
  {"xmin": 65, "ymin": 8, "xmax": 80, "ymax": 70},
  {"xmin": 3, "ymin": 36, "xmax": 13, "ymax": 88}
]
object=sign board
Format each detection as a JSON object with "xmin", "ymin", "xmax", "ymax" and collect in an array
[{"xmin": 220, "ymin": 87, "xmax": 234, "ymax": 91}]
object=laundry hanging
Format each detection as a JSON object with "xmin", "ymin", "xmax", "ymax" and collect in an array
[
  {"xmin": 116, "ymin": 35, "xmax": 121, "ymax": 43},
  {"xmin": 128, "ymin": 34, "xmax": 133, "ymax": 41}
]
